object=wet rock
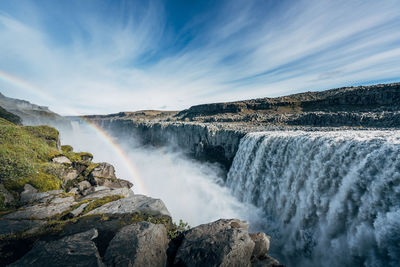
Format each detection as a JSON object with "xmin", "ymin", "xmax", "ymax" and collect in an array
[
  {"xmin": 9, "ymin": 229, "xmax": 103, "ymax": 267},
  {"xmin": 0, "ymin": 220, "xmax": 46, "ymax": 236},
  {"xmin": 174, "ymin": 219, "xmax": 255, "ymax": 267},
  {"xmin": 104, "ymin": 222, "xmax": 168, "ymax": 267},
  {"xmin": 82, "ymin": 187, "xmax": 133, "ymax": 200},
  {"xmin": 90, "ymin": 163, "xmax": 116, "ymax": 180},
  {"xmin": 250, "ymin": 233, "xmax": 270, "ymax": 259},
  {"xmin": 86, "ymin": 195, "xmax": 170, "ymax": 217},
  {"xmin": 4, "ymin": 196, "xmax": 75, "ymax": 220},
  {"xmin": 52, "ymin": 156, "xmax": 72, "ymax": 164}
]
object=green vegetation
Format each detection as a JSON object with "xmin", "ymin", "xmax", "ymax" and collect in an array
[
  {"xmin": 0, "ymin": 106, "xmax": 21, "ymax": 125},
  {"xmin": 83, "ymin": 162, "xmax": 99, "ymax": 176},
  {"xmin": 0, "ymin": 118, "xmax": 62, "ymax": 193},
  {"xmin": 61, "ymin": 145, "xmax": 73, "ymax": 153},
  {"xmin": 168, "ymin": 220, "xmax": 191, "ymax": 239}
]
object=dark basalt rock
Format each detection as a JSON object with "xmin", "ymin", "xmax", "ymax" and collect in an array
[
  {"xmin": 9, "ymin": 229, "xmax": 103, "ymax": 267},
  {"xmin": 104, "ymin": 222, "xmax": 169, "ymax": 267},
  {"xmin": 174, "ymin": 219, "xmax": 255, "ymax": 267}
]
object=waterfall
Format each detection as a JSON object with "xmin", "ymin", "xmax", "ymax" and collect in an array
[{"xmin": 226, "ymin": 131, "xmax": 400, "ymax": 267}]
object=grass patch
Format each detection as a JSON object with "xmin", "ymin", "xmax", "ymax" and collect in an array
[{"xmin": 0, "ymin": 119, "xmax": 62, "ymax": 192}]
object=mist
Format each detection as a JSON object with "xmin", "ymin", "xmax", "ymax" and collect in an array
[{"xmin": 59, "ymin": 121, "xmax": 265, "ymax": 229}]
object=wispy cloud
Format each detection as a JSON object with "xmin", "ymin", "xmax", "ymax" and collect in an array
[{"xmin": 0, "ymin": 0, "xmax": 399, "ymax": 115}]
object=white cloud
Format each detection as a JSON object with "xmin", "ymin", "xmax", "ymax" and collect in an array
[{"xmin": 0, "ymin": 0, "xmax": 399, "ymax": 115}]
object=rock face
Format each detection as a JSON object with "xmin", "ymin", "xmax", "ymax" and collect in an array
[
  {"xmin": 87, "ymin": 194, "xmax": 170, "ymax": 217},
  {"xmin": 174, "ymin": 219, "xmax": 255, "ymax": 267},
  {"xmin": 10, "ymin": 229, "xmax": 103, "ymax": 267},
  {"xmin": 4, "ymin": 195, "xmax": 75, "ymax": 220},
  {"xmin": 52, "ymin": 155, "xmax": 72, "ymax": 164},
  {"xmin": 104, "ymin": 222, "xmax": 169, "ymax": 267},
  {"xmin": 250, "ymin": 233, "xmax": 270, "ymax": 259},
  {"xmin": 90, "ymin": 163, "xmax": 117, "ymax": 180},
  {"xmin": 91, "ymin": 119, "xmax": 245, "ymax": 170}
]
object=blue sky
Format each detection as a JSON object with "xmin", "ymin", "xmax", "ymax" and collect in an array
[{"xmin": 0, "ymin": 0, "xmax": 399, "ymax": 115}]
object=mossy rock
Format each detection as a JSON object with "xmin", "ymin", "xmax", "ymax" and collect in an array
[{"xmin": 61, "ymin": 145, "xmax": 73, "ymax": 153}]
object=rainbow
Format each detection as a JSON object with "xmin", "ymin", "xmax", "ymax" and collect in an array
[
  {"xmin": 0, "ymin": 69, "xmax": 148, "ymax": 194},
  {"xmin": 77, "ymin": 117, "xmax": 148, "ymax": 195},
  {"xmin": 0, "ymin": 70, "xmax": 54, "ymax": 102}
]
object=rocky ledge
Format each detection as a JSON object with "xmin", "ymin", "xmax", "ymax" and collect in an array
[{"xmin": 0, "ymin": 139, "xmax": 281, "ymax": 267}]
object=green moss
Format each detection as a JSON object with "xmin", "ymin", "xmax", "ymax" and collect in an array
[
  {"xmin": 82, "ymin": 195, "xmax": 124, "ymax": 214},
  {"xmin": 61, "ymin": 145, "xmax": 73, "ymax": 153},
  {"xmin": 0, "ymin": 121, "xmax": 63, "ymax": 194},
  {"xmin": 62, "ymin": 151, "xmax": 93, "ymax": 163},
  {"xmin": 83, "ymin": 163, "xmax": 99, "ymax": 176},
  {"xmin": 4, "ymin": 171, "xmax": 62, "ymax": 192}
]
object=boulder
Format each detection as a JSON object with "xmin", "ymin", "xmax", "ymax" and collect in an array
[
  {"xmin": 68, "ymin": 187, "xmax": 79, "ymax": 194},
  {"xmin": 82, "ymin": 186, "xmax": 110, "ymax": 196},
  {"xmin": 9, "ymin": 229, "xmax": 103, "ymax": 267},
  {"xmin": 82, "ymin": 187, "xmax": 133, "ymax": 200},
  {"xmin": 21, "ymin": 184, "xmax": 38, "ymax": 194},
  {"xmin": 104, "ymin": 222, "xmax": 168, "ymax": 267},
  {"xmin": 0, "ymin": 183, "xmax": 14, "ymax": 206},
  {"xmin": 4, "ymin": 196, "xmax": 75, "ymax": 220},
  {"xmin": 86, "ymin": 195, "xmax": 170, "ymax": 217},
  {"xmin": 90, "ymin": 177, "xmax": 133, "ymax": 189},
  {"xmin": 0, "ymin": 220, "xmax": 46, "ymax": 236},
  {"xmin": 251, "ymin": 256, "xmax": 283, "ymax": 267},
  {"xmin": 52, "ymin": 156, "xmax": 72, "ymax": 164},
  {"xmin": 20, "ymin": 189, "xmax": 63, "ymax": 204},
  {"xmin": 174, "ymin": 219, "xmax": 255, "ymax": 267},
  {"xmin": 78, "ymin": 181, "xmax": 92, "ymax": 192},
  {"xmin": 62, "ymin": 168, "xmax": 79, "ymax": 181},
  {"xmin": 90, "ymin": 163, "xmax": 116, "ymax": 180},
  {"xmin": 250, "ymin": 233, "xmax": 270, "ymax": 259}
]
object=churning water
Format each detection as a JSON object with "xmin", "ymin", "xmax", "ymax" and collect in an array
[{"xmin": 227, "ymin": 131, "xmax": 400, "ymax": 266}]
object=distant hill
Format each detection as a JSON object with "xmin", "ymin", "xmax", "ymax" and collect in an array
[
  {"xmin": 0, "ymin": 92, "xmax": 71, "ymax": 130},
  {"xmin": 0, "ymin": 105, "xmax": 21, "ymax": 125},
  {"xmin": 178, "ymin": 83, "xmax": 400, "ymax": 118}
]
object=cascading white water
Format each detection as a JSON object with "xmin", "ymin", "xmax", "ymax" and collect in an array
[{"xmin": 226, "ymin": 131, "xmax": 400, "ymax": 267}]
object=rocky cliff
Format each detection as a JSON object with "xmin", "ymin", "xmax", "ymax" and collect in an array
[
  {"xmin": 79, "ymin": 83, "xmax": 400, "ymax": 170},
  {"xmin": 0, "ymin": 118, "xmax": 281, "ymax": 266}
]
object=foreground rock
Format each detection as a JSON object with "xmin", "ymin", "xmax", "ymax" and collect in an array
[
  {"xmin": 86, "ymin": 194, "xmax": 171, "ymax": 217},
  {"xmin": 10, "ymin": 229, "xmax": 103, "ymax": 267},
  {"xmin": 174, "ymin": 219, "xmax": 255, "ymax": 267},
  {"xmin": 104, "ymin": 222, "xmax": 169, "ymax": 267}
]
